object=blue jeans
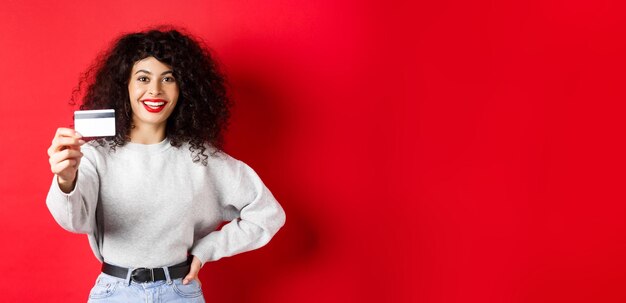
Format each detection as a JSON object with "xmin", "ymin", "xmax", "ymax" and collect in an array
[{"xmin": 87, "ymin": 271, "xmax": 205, "ymax": 302}]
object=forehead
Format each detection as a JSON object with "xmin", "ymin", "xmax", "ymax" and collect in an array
[{"xmin": 131, "ymin": 56, "xmax": 172, "ymax": 73}]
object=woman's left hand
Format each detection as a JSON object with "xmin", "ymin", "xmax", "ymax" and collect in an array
[{"xmin": 183, "ymin": 256, "xmax": 203, "ymax": 286}]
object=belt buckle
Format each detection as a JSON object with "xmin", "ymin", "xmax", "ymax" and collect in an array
[{"xmin": 131, "ymin": 267, "xmax": 154, "ymax": 283}]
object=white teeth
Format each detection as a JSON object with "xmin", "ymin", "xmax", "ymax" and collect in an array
[{"xmin": 143, "ymin": 101, "xmax": 165, "ymax": 107}]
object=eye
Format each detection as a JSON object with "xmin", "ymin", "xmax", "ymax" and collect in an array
[
  {"xmin": 137, "ymin": 76, "xmax": 149, "ymax": 82},
  {"xmin": 163, "ymin": 76, "xmax": 176, "ymax": 82}
]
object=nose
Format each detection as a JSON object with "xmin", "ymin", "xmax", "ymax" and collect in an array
[{"xmin": 148, "ymin": 82, "xmax": 162, "ymax": 96}]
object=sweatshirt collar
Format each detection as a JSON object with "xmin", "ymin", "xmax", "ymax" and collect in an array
[{"xmin": 124, "ymin": 137, "xmax": 172, "ymax": 153}]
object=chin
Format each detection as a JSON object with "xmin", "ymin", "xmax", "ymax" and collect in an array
[{"xmin": 136, "ymin": 115, "xmax": 168, "ymax": 125}]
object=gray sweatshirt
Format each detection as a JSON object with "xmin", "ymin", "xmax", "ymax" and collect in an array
[{"xmin": 46, "ymin": 138, "xmax": 286, "ymax": 268}]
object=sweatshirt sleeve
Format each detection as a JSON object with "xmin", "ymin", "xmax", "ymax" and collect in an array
[
  {"xmin": 45, "ymin": 146, "xmax": 100, "ymax": 234},
  {"xmin": 190, "ymin": 160, "xmax": 286, "ymax": 264}
]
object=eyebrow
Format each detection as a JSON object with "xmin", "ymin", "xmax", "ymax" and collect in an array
[{"xmin": 134, "ymin": 70, "xmax": 174, "ymax": 75}]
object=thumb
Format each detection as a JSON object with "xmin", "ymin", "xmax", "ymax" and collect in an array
[
  {"xmin": 182, "ymin": 256, "xmax": 203, "ymax": 285},
  {"xmin": 182, "ymin": 273, "xmax": 194, "ymax": 285}
]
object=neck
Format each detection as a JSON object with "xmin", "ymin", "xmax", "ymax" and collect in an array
[{"xmin": 129, "ymin": 122, "xmax": 167, "ymax": 144}]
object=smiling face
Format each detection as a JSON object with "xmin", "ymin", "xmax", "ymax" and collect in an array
[{"xmin": 128, "ymin": 56, "xmax": 179, "ymax": 129}]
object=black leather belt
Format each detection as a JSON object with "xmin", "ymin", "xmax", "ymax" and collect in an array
[{"xmin": 102, "ymin": 257, "xmax": 191, "ymax": 283}]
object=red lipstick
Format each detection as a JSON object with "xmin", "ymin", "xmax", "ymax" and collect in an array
[{"xmin": 141, "ymin": 99, "xmax": 168, "ymax": 113}]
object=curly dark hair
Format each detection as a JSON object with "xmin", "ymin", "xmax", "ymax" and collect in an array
[{"xmin": 72, "ymin": 26, "xmax": 231, "ymax": 165}]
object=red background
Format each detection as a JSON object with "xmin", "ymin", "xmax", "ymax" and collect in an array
[{"xmin": 1, "ymin": 0, "xmax": 626, "ymax": 302}]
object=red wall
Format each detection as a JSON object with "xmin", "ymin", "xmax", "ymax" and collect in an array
[{"xmin": 1, "ymin": 0, "xmax": 626, "ymax": 302}]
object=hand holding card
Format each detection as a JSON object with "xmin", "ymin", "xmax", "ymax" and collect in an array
[
  {"xmin": 47, "ymin": 127, "xmax": 85, "ymax": 193},
  {"xmin": 74, "ymin": 109, "xmax": 116, "ymax": 137}
]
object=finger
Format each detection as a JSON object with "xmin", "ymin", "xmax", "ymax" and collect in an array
[
  {"xmin": 50, "ymin": 137, "xmax": 85, "ymax": 154},
  {"xmin": 55, "ymin": 127, "xmax": 82, "ymax": 139},
  {"xmin": 49, "ymin": 149, "xmax": 83, "ymax": 166},
  {"xmin": 52, "ymin": 159, "xmax": 77, "ymax": 175},
  {"xmin": 183, "ymin": 273, "xmax": 195, "ymax": 285},
  {"xmin": 56, "ymin": 137, "xmax": 85, "ymax": 147},
  {"xmin": 183, "ymin": 256, "xmax": 202, "ymax": 284},
  {"xmin": 50, "ymin": 156, "xmax": 80, "ymax": 174},
  {"xmin": 54, "ymin": 159, "xmax": 76, "ymax": 171},
  {"xmin": 51, "ymin": 129, "xmax": 82, "ymax": 148},
  {"xmin": 48, "ymin": 128, "xmax": 86, "ymax": 156},
  {"xmin": 182, "ymin": 269, "xmax": 200, "ymax": 285},
  {"xmin": 53, "ymin": 148, "xmax": 83, "ymax": 161}
]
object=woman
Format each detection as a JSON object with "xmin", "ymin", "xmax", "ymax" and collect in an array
[{"xmin": 45, "ymin": 28, "xmax": 286, "ymax": 302}]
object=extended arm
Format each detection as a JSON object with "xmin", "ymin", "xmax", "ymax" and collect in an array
[{"xmin": 45, "ymin": 128, "xmax": 99, "ymax": 234}]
